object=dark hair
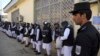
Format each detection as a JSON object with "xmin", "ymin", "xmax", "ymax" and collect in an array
[
  {"xmin": 54, "ymin": 23, "xmax": 60, "ymax": 28},
  {"xmin": 79, "ymin": 10, "xmax": 92, "ymax": 20},
  {"xmin": 61, "ymin": 21, "xmax": 68, "ymax": 28},
  {"xmin": 54, "ymin": 23, "xmax": 59, "ymax": 26},
  {"xmin": 72, "ymin": 10, "xmax": 92, "ymax": 20}
]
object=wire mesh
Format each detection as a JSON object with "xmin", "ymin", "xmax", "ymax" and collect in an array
[{"xmin": 35, "ymin": 0, "xmax": 74, "ymax": 25}]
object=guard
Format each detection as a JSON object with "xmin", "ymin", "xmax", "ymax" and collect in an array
[{"xmin": 70, "ymin": 2, "xmax": 100, "ymax": 56}]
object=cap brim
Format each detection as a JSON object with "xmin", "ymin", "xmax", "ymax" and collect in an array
[
  {"xmin": 69, "ymin": 11, "xmax": 74, "ymax": 13},
  {"xmin": 69, "ymin": 10, "xmax": 78, "ymax": 13}
]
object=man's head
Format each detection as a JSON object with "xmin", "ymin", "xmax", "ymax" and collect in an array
[
  {"xmin": 54, "ymin": 23, "xmax": 59, "ymax": 28},
  {"xmin": 61, "ymin": 21, "xmax": 68, "ymax": 28},
  {"xmin": 43, "ymin": 21, "xmax": 51, "ymax": 28},
  {"xmin": 70, "ymin": 2, "xmax": 92, "ymax": 25}
]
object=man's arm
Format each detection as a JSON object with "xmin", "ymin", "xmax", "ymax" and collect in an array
[{"xmin": 60, "ymin": 28, "xmax": 70, "ymax": 40}]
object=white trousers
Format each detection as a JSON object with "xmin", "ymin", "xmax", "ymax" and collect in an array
[
  {"xmin": 63, "ymin": 46, "xmax": 73, "ymax": 56},
  {"xmin": 23, "ymin": 37, "xmax": 30, "ymax": 45},
  {"xmin": 3, "ymin": 29, "xmax": 6, "ymax": 33},
  {"xmin": 0, "ymin": 27, "xmax": 3, "ymax": 31},
  {"xmin": 57, "ymin": 48, "xmax": 62, "ymax": 56},
  {"xmin": 31, "ymin": 39, "xmax": 36, "ymax": 48},
  {"xmin": 0, "ymin": 27, "xmax": 2, "ymax": 31},
  {"xmin": 36, "ymin": 41, "xmax": 42, "ymax": 52},
  {"xmin": 7, "ymin": 30, "xmax": 12, "ymax": 36},
  {"xmin": 42, "ymin": 43, "xmax": 52, "ymax": 55},
  {"xmin": 6, "ymin": 30, "xmax": 8, "ymax": 35},
  {"xmin": 18, "ymin": 34, "xmax": 23, "ymax": 41},
  {"xmin": 12, "ymin": 31, "xmax": 17, "ymax": 38}
]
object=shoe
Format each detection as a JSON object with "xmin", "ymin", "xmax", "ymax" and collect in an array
[
  {"xmin": 36, "ymin": 52, "xmax": 41, "ymax": 55},
  {"xmin": 21, "ymin": 42, "xmax": 24, "ymax": 44},
  {"xmin": 48, "ymin": 55, "xmax": 51, "ymax": 56},
  {"xmin": 25, "ymin": 45, "xmax": 29, "ymax": 47},
  {"xmin": 27, "ymin": 43, "xmax": 30, "ymax": 46},
  {"xmin": 17, "ymin": 39, "xmax": 21, "ymax": 42},
  {"xmin": 34, "ymin": 50, "xmax": 37, "ymax": 52},
  {"xmin": 44, "ymin": 53, "xmax": 47, "ymax": 56},
  {"xmin": 44, "ymin": 54, "xmax": 51, "ymax": 56},
  {"xmin": 33, "ymin": 48, "xmax": 35, "ymax": 50},
  {"xmin": 25, "ymin": 43, "xmax": 30, "ymax": 47}
]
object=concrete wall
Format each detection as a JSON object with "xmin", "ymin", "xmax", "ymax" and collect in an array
[
  {"xmin": 19, "ymin": 0, "xmax": 34, "ymax": 23},
  {"xmin": 7, "ymin": 0, "xmax": 34, "ymax": 23},
  {"xmin": 91, "ymin": 3, "xmax": 98, "ymax": 20}
]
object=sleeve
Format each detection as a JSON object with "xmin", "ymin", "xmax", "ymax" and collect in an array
[
  {"xmin": 13, "ymin": 25, "xmax": 16, "ymax": 28},
  {"xmin": 36, "ymin": 29, "xmax": 40, "ymax": 41},
  {"xmin": 19, "ymin": 26, "xmax": 23, "ymax": 31},
  {"xmin": 60, "ymin": 28, "xmax": 70, "ymax": 40},
  {"xmin": 25, "ymin": 28, "xmax": 28, "ymax": 34},
  {"xmin": 8, "ymin": 25, "xmax": 10, "ymax": 30},
  {"xmin": 30, "ymin": 29, "xmax": 34, "ymax": 35},
  {"xmin": 52, "ymin": 31, "xmax": 55, "ymax": 41},
  {"xmin": 74, "ymin": 34, "xmax": 92, "ymax": 56}
]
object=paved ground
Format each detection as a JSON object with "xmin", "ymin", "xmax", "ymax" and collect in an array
[
  {"xmin": 0, "ymin": 31, "xmax": 56, "ymax": 56},
  {"xmin": 0, "ymin": 32, "xmax": 35, "ymax": 56},
  {"xmin": 0, "ymin": 31, "xmax": 100, "ymax": 56}
]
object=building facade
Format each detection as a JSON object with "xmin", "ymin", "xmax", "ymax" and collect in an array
[
  {"xmin": 4, "ymin": 0, "xmax": 74, "ymax": 25},
  {"xmin": 4, "ymin": 0, "xmax": 99, "ymax": 23},
  {"xmin": 4, "ymin": 0, "xmax": 34, "ymax": 23},
  {"xmin": 4, "ymin": 0, "xmax": 100, "ymax": 36}
]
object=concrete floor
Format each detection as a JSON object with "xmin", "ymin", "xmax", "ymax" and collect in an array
[
  {"xmin": 0, "ymin": 31, "xmax": 56, "ymax": 56},
  {"xmin": 0, "ymin": 31, "xmax": 100, "ymax": 56}
]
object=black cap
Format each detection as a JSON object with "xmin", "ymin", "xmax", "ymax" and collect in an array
[{"xmin": 69, "ymin": 2, "xmax": 91, "ymax": 13}]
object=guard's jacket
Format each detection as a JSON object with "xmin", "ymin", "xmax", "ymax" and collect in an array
[{"xmin": 72, "ymin": 22, "xmax": 100, "ymax": 56}]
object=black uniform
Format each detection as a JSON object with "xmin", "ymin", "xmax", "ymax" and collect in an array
[{"xmin": 72, "ymin": 22, "xmax": 100, "ymax": 56}]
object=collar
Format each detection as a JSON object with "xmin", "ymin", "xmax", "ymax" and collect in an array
[{"xmin": 78, "ymin": 21, "xmax": 91, "ymax": 33}]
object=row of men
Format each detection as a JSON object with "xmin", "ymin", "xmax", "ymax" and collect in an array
[{"xmin": 0, "ymin": 21, "xmax": 74, "ymax": 56}]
